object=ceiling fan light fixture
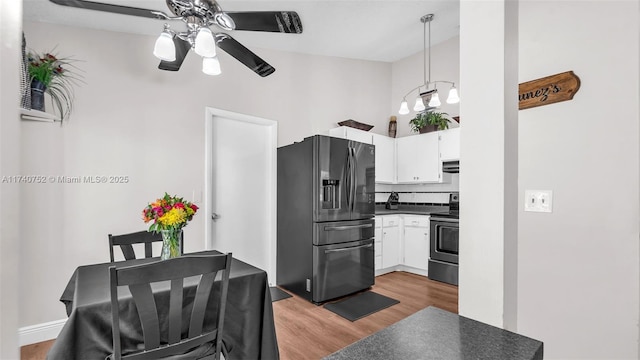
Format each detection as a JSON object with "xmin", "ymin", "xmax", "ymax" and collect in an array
[
  {"xmin": 194, "ymin": 27, "xmax": 217, "ymax": 57},
  {"xmin": 447, "ymin": 86, "xmax": 460, "ymax": 104},
  {"xmin": 398, "ymin": 100, "xmax": 410, "ymax": 115},
  {"xmin": 202, "ymin": 56, "xmax": 222, "ymax": 76},
  {"xmin": 428, "ymin": 92, "xmax": 441, "ymax": 107},
  {"xmin": 153, "ymin": 30, "xmax": 176, "ymax": 61}
]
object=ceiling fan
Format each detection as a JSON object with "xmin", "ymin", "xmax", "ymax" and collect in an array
[{"xmin": 48, "ymin": 0, "xmax": 304, "ymax": 77}]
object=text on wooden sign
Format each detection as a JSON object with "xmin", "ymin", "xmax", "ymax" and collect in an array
[{"xmin": 518, "ymin": 71, "xmax": 580, "ymax": 110}]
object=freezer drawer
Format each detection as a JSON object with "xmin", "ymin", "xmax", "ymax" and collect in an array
[
  {"xmin": 313, "ymin": 218, "xmax": 375, "ymax": 246},
  {"xmin": 312, "ymin": 239, "xmax": 374, "ymax": 303}
]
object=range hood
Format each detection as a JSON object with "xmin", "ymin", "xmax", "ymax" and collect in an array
[{"xmin": 443, "ymin": 160, "xmax": 459, "ymax": 173}]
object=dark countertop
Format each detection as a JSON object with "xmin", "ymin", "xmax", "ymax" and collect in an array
[
  {"xmin": 322, "ymin": 306, "xmax": 543, "ymax": 360},
  {"xmin": 375, "ymin": 204, "xmax": 448, "ymax": 215}
]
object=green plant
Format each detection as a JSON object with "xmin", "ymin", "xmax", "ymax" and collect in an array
[
  {"xmin": 27, "ymin": 50, "xmax": 83, "ymax": 121},
  {"xmin": 408, "ymin": 111, "xmax": 450, "ymax": 133}
]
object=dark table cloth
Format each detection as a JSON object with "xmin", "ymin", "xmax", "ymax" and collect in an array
[{"xmin": 47, "ymin": 251, "xmax": 279, "ymax": 360}]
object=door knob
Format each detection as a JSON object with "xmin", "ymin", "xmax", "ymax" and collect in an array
[{"xmin": 211, "ymin": 213, "xmax": 220, "ymax": 221}]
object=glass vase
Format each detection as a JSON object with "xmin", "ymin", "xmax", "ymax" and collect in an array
[{"xmin": 160, "ymin": 228, "xmax": 182, "ymax": 260}]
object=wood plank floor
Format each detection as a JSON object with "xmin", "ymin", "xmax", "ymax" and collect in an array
[{"xmin": 21, "ymin": 271, "xmax": 458, "ymax": 360}]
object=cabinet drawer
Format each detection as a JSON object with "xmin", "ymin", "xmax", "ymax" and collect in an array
[
  {"xmin": 375, "ymin": 217, "xmax": 382, "ymax": 228},
  {"xmin": 403, "ymin": 216, "xmax": 430, "ymax": 227},
  {"xmin": 383, "ymin": 216, "xmax": 400, "ymax": 227}
]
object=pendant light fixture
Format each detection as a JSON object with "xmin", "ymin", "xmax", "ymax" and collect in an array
[{"xmin": 398, "ymin": 14, "xmax": 459, "ymax": 115}]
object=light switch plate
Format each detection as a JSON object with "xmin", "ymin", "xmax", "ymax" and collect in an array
[{"xmin": 524, "ymin": 190, "xmax": 553, "ymax": 213}]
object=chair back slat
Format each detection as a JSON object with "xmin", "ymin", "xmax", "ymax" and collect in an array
[
  {"xmin": 168, "ymin": 278, "xmax": 183, "ymax": 344},
  {"xmin": 109, "ymin": 253, "xmax": 232, "ymax": 360},
  {"xmin": 188, "ymin": 272, "xmax": 217, "ymax": 337},
  {"xmin": 128, "ymin": 283, "xmax": 161, "ymax": 349}
]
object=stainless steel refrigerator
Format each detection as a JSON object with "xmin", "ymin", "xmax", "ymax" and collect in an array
[{"xmin": 277, "ymin": 135, "xmax": 375, "ymax": 303}]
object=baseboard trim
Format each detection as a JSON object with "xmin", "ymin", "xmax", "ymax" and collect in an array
[{"xmin": 19, "ymin": 319, "xmax": 66, "ymax": 346}]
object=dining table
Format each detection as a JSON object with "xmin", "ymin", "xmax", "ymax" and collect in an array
[{"xmin": 46, "ymin": 250, "xmax": 279, "ymax": 360}]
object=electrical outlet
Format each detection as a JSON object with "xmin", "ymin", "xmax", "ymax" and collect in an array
[{"xmin": 524, "ymin": 190, "xmax": 553, "ymax": 213}]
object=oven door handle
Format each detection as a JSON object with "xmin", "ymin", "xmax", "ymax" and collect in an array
[
  {"xmin": 324, "ymin": 243, "xmax": 373, "ymax": 254},
  {"xmin": 324, "ymin": 224, "xmax": 373, "ymax": 231}
]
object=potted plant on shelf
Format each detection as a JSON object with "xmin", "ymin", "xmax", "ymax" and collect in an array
[
  {"xmin": 26, "ymin": 50, "xmax": 82, "ymax": 122},
  {"xmin": 409, "ymin": 111, "xmax": 450, "ymax": 133}
]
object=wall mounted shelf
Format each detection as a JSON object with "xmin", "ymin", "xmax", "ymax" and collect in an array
[{"xmin": 19, "ymin": 108, "xmax": 59, "ymax": 123}]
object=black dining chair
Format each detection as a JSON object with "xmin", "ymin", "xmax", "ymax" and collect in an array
[
  {"xmin": 108, "ymin": 230, "xmax": 184, "ymax": 262},
  {"xmin": 109, "ymin": 253, "xmax": 232, "ymax": 360}
]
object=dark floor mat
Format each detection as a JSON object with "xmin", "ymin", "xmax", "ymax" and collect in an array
[
  {"xmin": 324, "ymin": 291, "xmax": 399, "ymax": 321},
  {"xmin": 270, "ymin": 287, "xmax": 292, "ymax": 302}
]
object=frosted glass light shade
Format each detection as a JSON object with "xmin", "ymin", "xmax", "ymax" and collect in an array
[
  {"xmin": 413, "ymin": 97, "xmax": 426, "ymax": 112},
  {"xmin": 398, "ymin": 101, "xmax": 410, "ymax": 115},
  {"xmin": 447, "ymin": 87, "xmax": 460, "ymax": 104},
  {"xmin": 428, "ymin": 93, "xmax": 441, "ymax": 107},
  {"xmin": 202, "ymin": 56, "xmax": 221, "ymax": 76},
  {"xmin": 153, "ymin": 32, "xmax": 176, "ymax": 61},
  {"xmin": 195, "ymin": 28, "xmax": 217, "ymax": 57}
]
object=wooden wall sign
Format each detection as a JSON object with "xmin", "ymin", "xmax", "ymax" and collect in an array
[{"xmin": 518, "ymin": 71, "xmax": 580, "ymax": 110}]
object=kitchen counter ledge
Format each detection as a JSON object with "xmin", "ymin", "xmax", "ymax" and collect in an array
[
  {"xmin": 375, "ymin": 204, "xmax": 447, "ymax": 215},
  {"xmin": 323, "ymin": 306, "xmax": 543, "ymax": 360}
]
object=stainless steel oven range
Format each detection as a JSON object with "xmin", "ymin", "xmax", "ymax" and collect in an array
[{"xmin": 428, "ymin": 193, "xmax": 459, "ymax": 285}]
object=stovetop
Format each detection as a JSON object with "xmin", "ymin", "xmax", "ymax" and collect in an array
[{"xmin": 429, "ymin": 210, "xmax": 459, "ymax": 220}]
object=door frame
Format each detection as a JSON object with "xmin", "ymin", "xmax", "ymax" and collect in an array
[{"xmin": 204, "ymin": 107, "xmax": 278, "ymax": 284}]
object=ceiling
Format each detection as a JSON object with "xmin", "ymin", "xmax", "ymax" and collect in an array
[{"xmin": 23, "ymin": 0, "xmax": 460, "ymax": 63}]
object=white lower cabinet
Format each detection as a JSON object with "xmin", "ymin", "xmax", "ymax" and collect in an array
[
  {"xmin": 375, "ymin": 214, "xmax": 430, "ymax": 276},
  {"xmin": 374, "ymin": 217, "xmax": 382, "ymax": 270},
  {"xmin": 402, "ymin": 216, "xmax": 430, "ymax": 271}
]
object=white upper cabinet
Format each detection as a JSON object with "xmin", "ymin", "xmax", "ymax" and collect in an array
[
  {"xmin": 371, "ymin": 133, "xmax": 395, "ymax": 183},
  {"xmin": 396, "ymin": 132, "xmax": 440, "ymax": 183},
  {"xmin": 328, "ymin": 127, "xmax": 373, "ymax": 144},
  {"xmin": 439, "ymin": 127, "xmax": 460, "ymax": 161}
]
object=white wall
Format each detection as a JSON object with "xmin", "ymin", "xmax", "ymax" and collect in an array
[
  {"xmin": 458, "ymin": 0, "xmax": 519, "ymax": 329},
  {"xmin": 517, "ymin": 1, "xmax": 639, "ymax": 358},
  {"xmin": 20, "ymin": 20, "xmax": 391, "ymax": 328},
  {"xmin": 1, "ymin": 1, "xmax": 23, "ymax": 358}
]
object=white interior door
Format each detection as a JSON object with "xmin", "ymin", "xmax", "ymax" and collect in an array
[{"xmin": 204, "ymin": 108, "xmax": 277, "ymax": 284}]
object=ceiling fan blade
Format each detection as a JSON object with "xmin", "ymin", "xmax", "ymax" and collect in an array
[
  {"xmin": 215, "ymin": 33, "xmax": 275, "ymax": 77},
  {"xmin": 225, "ymin": 11, "xmax": 303, "ymax": 34},
  {"xmin": 158, "ymin": 37, "xmax": 191, "ymax": 71},
  {"xmin": 48, "ymin": 0, "xmax": 166, "ymax": 19}
]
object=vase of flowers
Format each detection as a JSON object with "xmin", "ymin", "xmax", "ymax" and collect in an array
[
  {"xmin": 26, "ymin": 50, "xmax": 82, "ymax": 121},
  {"xmin": 142, "ymin": 193, "xmax": 199, "ymax": 260}
]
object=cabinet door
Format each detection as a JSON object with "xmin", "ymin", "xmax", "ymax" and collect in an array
[
  {"xmin": 403, "ymin": 216, "xmax": 430, "ymax": 270},
  {"xmin": 396, "ymin": 132, "xmax": 440, "ymax": 183},
  {"xmin": 439, "ymin": 128, "xmax": 460, "ymax": 161},
  {"xmin": 327, "ymin": 127, "xmax": 372, "ymax": 144},
  {"xmin": 381, "ymin": 216, "xmax": 400, "ymax": 268},
  {"xmin": 374, "ymin": 217, "xmax": 383, "ymax": 270},
  {"xmin": 371, "ymin": 133, "xmax": 395, "ymax": 183}
]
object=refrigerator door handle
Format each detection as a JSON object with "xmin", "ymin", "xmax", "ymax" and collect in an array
[
  {"xmin": 345, "ymin": 147, "xmax": 352, "ymax": 212},
  {"xmin": 324, "ymin": 242, "xmax": 373, "ymax": 254},
  {"xmin": 324, "ymin": 224, "xmax": 373, "ymax": 231},
  {"xmin": 351, "ymin": 146, "xmax": 357, "ymax": 212}
]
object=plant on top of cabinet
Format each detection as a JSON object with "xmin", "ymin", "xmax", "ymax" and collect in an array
[{"xmin": 409, "ymin": 111, "xmax": 450, "ymax": 133}]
